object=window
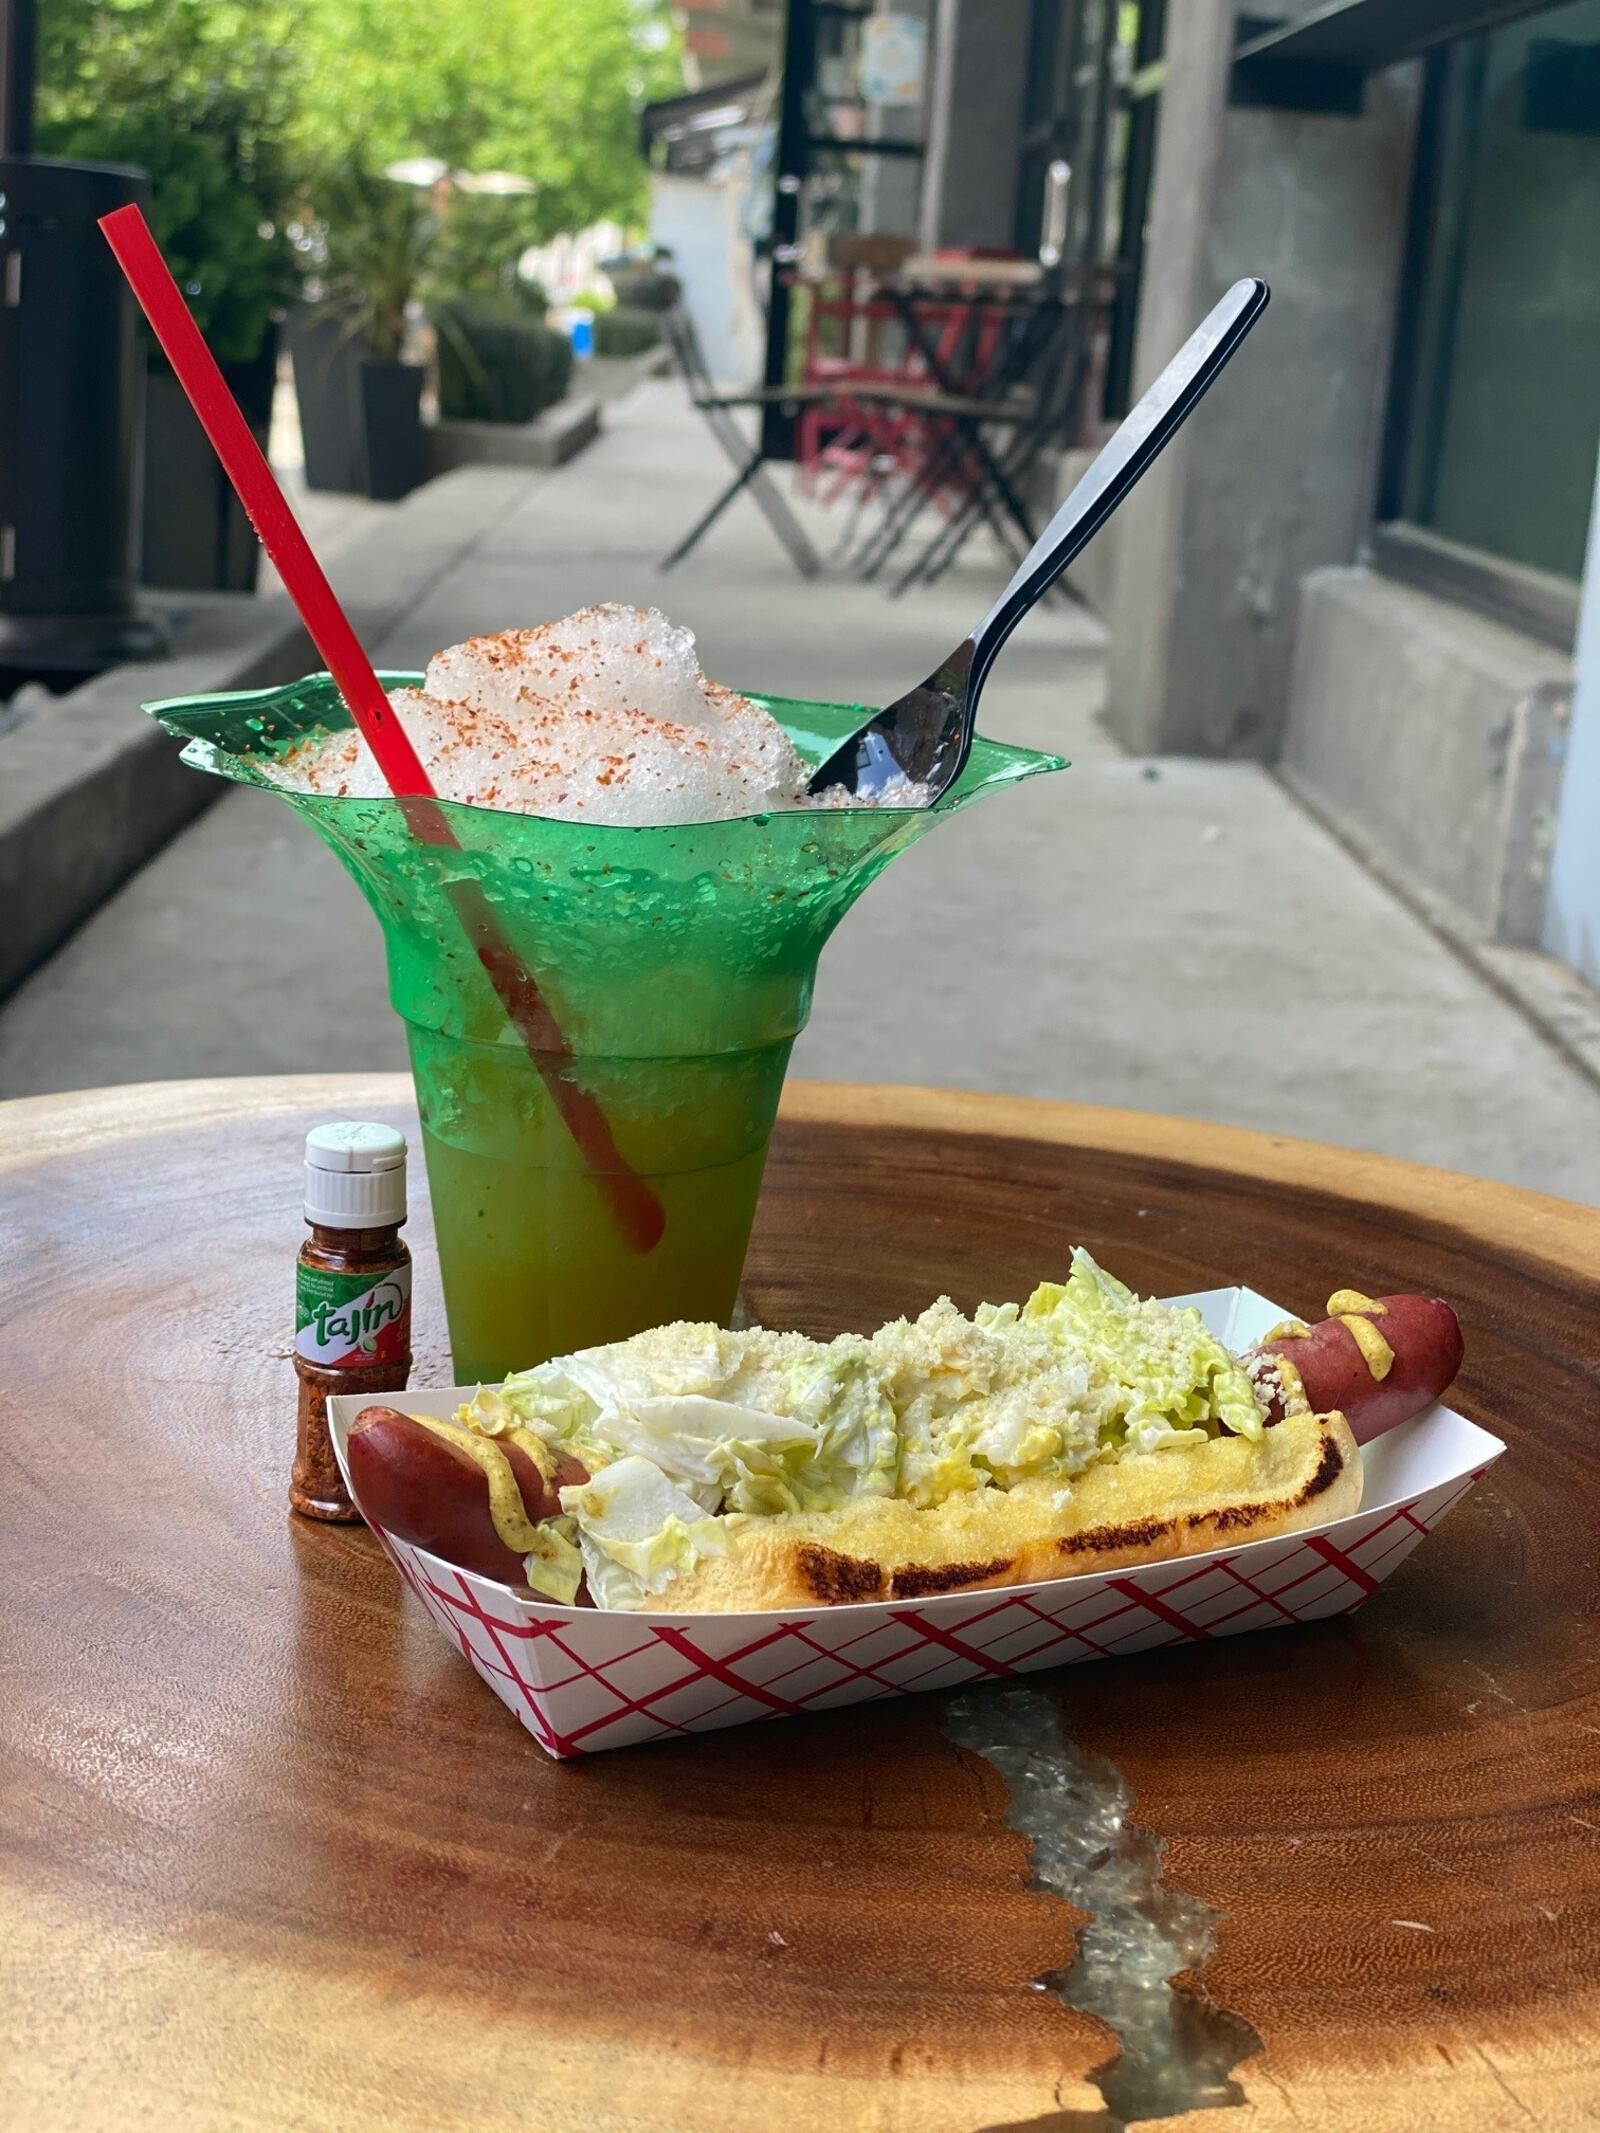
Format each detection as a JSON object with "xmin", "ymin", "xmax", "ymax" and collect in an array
[{"xmin": 1382, "ymin": 0, "xmax": 1600, "ymax": 587}]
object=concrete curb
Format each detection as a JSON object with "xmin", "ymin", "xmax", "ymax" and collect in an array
[
  {"xmin": 424, "ymin": 395, "xmax": 601, "ymax": 476},
  {"xmin": 0, "ymin": 463, "xmax": 537, "ymax": 1002}
]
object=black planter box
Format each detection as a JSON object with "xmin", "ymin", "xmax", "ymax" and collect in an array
[
  {"xmin": 359, "ymin": 360, "xmax": 424, "ymax": 502},
  {"xmin": 287, "ymin": 307, "xmax": 424, "ymax": 501},
  {"xmin": 287, "ymin": 305, "xmax": 364, "ymax": 494},
  {"xmin": 140, "ymin": 331, "xmax": 278, "ymax": 593}
]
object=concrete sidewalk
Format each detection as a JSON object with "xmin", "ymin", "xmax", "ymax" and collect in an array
[{"xmin": 4, "ymin": 378, "xmax": 1598, "ymax": 1202}]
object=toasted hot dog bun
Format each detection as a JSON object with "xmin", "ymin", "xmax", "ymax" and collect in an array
[{"xmin": 654, "ymin": 1410, "xmax": 1360, "ymax": 1613}]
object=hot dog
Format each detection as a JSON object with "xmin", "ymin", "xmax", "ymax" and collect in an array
[
  {"xmin": 347, "ymin": 1407, "xmax": 587, "ymax": 1586},
  {"xmin": 342, "ymin": 1275, "xmax": 1464, "ymax": 1610},
  {"xmin": 1250, "ymin": 1290, "xmax": 1463, "ymax": 1444}
]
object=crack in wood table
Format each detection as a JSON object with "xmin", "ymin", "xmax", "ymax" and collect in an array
[{"xmin": 2, "ymin": 1076, "xmax": 1595, "ymax": 2131}]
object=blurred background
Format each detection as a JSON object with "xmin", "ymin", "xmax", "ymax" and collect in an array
[{"xmin": 2, "ymin": 0, "xmax": 1598, "ymax": 1199}]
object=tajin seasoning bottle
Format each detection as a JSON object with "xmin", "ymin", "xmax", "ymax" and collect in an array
[{"xmin": 291, "ymin": 1122, "xmax": 412, "ymax": 1521}]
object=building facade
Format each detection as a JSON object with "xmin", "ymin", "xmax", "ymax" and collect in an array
[
  {"xmin": 673, "ymin": 0, "xmax": 785, "ymax": 85},
  {"xmin": 727, "ymin": 0, "xmax": 1600, "ymax": 989},
  {"xmin": 1094, "ymin": 0, "xmax": 1600, "ymax": 991}
]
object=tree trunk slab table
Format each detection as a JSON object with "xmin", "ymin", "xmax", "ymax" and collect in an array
[{"xmin": 2, "ymin": 1076, "xmax": 1595, "ymax": 2132}]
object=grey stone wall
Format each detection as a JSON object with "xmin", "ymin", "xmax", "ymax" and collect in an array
[
  {"xmin": 1103, "ymin": 2, "xmax": 1417, "ymax": 757},
  {"xmin": 1282, "ymin": 567, "xmax": 1572, "ymax": 945}
]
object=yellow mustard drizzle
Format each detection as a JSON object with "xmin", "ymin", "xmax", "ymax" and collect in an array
[
  {"xmin": 1338, "ymin": 1314, "xmax": 1395, "ymax": 1380},
  {"xmin": 408, "ymin": 1412, "xmax": 545, "ymax": 1554},
  {"xmin": 1262, "ymin": 1318, "xmax": 1311, "ymax": 1344},
  {"xmin": 1326, "ymin": 1288, "xmax": 1386, "ymax": 1317},
  {"xmin": 505, "ymin": 1424, "xmax": 556, "ymax": 1480}
]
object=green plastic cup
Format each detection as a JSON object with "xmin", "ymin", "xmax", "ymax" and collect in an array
[{"xmin": 149, "ymin": 674, "xmax": 1064, "ymax": 1378}]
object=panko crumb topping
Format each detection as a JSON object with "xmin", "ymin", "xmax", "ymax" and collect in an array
[{"xmin": 1245, "ymin": 1349, "xmax": 1308, "ymax": 1418}]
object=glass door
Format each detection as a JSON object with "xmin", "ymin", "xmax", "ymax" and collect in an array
[
  {"xmin": 1012, "ymin": 0, "xmax": 1159, "ymax": 421},
  {"xmin": 759, "ymin": 0, "xmax": 928, "ymax": 457},
  {"xmin": 1015, "ymin": 0, "xmax": 1118, "ymax": 267}
]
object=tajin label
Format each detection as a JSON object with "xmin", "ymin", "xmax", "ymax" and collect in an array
[{"xmin": 296, "ymin": 1262, "xmax": 412, "ymax": 1369}]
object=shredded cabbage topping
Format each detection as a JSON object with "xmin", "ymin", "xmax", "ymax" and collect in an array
[{"xmin": 461, "ymin": 1249, "xmax": 1267, "ymax": 1609}]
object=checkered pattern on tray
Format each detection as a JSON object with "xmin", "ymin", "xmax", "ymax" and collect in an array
[{"xmin": 373, "ymin": 1465, "xmax": 1487, "ymax": 1758}]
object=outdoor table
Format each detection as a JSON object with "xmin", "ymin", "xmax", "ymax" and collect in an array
[
  {"xmin": 3, "ymin": 1074, "xmax": 1595, "ymax": 2130},
  {"xmin": 872, "ymin": 277, "xmax": 1055, "ymax": 562},
  {"xmin": 850, "ymin": 269, "xmax": 1110, "ymax": 591},
  {"xmin": 896, "ymin": 255, "xmax": 1048, "ymax": 293}
]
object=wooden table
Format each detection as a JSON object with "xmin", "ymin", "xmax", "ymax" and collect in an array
[{"xmin": 3, "ymin": 1076, "xmax": 1596, "ymax": 2131}]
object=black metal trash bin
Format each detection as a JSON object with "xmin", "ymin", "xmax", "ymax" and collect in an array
[{"xmin": 0, "ymin": 155, "xmax": 167, "ymax": 689}]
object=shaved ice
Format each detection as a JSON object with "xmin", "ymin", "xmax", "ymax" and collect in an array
[{"xmin": 265, "ymin": 605, "xmax": 925, "ymax": 826}]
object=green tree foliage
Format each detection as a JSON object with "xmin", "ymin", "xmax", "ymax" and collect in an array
[
  {"xmin": 37, "ymin": 0, "xmax": 301, "ymax": 358},
  {"xmin": 424, "ymin": 198, "xmax": 550, "ymax": 311},
  {"xmin": 311, "ymin": 159, "xmax": 440, "ymax": 364},
  {"xmin": 38, "ymin": 0, "xmax": 299, "ymax": 225},
  {"xmin": 36, "ymin": 0, "xmax": 682, "ymax": 353},
  {"xmin": 291, "ymin": 0, "xmax": 682, "ymax": 242},
  {"xmin": 43, "ymin": 117, "xmax": 296, "ymax": 362}
]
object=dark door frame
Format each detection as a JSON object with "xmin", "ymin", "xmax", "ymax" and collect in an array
[{"xmin": 760, "ymin": 0, "xmax": 927, "ymax": 461}]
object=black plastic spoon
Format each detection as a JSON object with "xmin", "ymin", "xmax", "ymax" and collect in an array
[{"xmin": 807, "ymin": 276, "xmax": 1270, "ymax": 804}]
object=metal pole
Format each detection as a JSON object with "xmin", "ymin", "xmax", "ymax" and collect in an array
[
  {"xmin": 759, "ymin": 0, "xmax": 814, "ymax": 462},
  {"xmin": 0, "ymin": 0, "xmax": 38, "ymax": 158}
]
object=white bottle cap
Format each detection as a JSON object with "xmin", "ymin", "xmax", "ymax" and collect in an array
[{"xmin": 304, "ymin": 1121, "xmax": 408, "ymax": 1228}]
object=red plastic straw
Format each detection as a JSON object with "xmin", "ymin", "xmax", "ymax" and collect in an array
[{"xmin": 101, "ymin": 204, "xmax": 664, "ymax": 1253}]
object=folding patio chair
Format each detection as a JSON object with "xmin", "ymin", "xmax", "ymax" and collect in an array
[
  {"xmin": 659, "ymin": 306, "xmax": 1046, "ymax": 583},
  {"xmin": 847, "ymin": 287, "xmax": 1072, "ymax": 590},
  {"xmin": 658, "ymin": 308, "xmax": 825, "ymax": 578},
  {"xmin": 883, "ymin": 268, "xmax": 1118, "ymax": 595}
]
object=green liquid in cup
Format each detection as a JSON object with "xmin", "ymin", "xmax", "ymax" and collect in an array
[
  {"xmin": 149, "ymin": 673, "xmax": 1064, "ymax": 1376},
  {"xmin": 404, "ymin": 1012, "xmax": 790, "ymax": 1377},
  {"xmin": 420, "ymin": 1124, "xmax": 767, "ymax": 1380}
]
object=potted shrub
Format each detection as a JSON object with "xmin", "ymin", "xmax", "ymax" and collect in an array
[
  {"xmin": 296, "ymin": 163, "xmax": 435, "ymax": 501},
  {"xmin": 285, "ymin": 301, "xmax": 365, "ymax": 494},
  {"xmin": 425, "ymin": 192, "xmax": 573, "ymax": 430},
  {"xmin": 593, "ymin": 305, "xmax": 663, "ymax": 358},
  {"xmin": 430, "ymin": 298, "xmax": 573, "ymax": 425},
  {"xmin": 599, "ymin": 247, "xmax": 682, "ymax": 314}
]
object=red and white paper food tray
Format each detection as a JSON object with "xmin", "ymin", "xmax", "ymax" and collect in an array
[{"xmin": 328, "ymin": 1286, "xmax": 1503, "ymax": 1759}]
